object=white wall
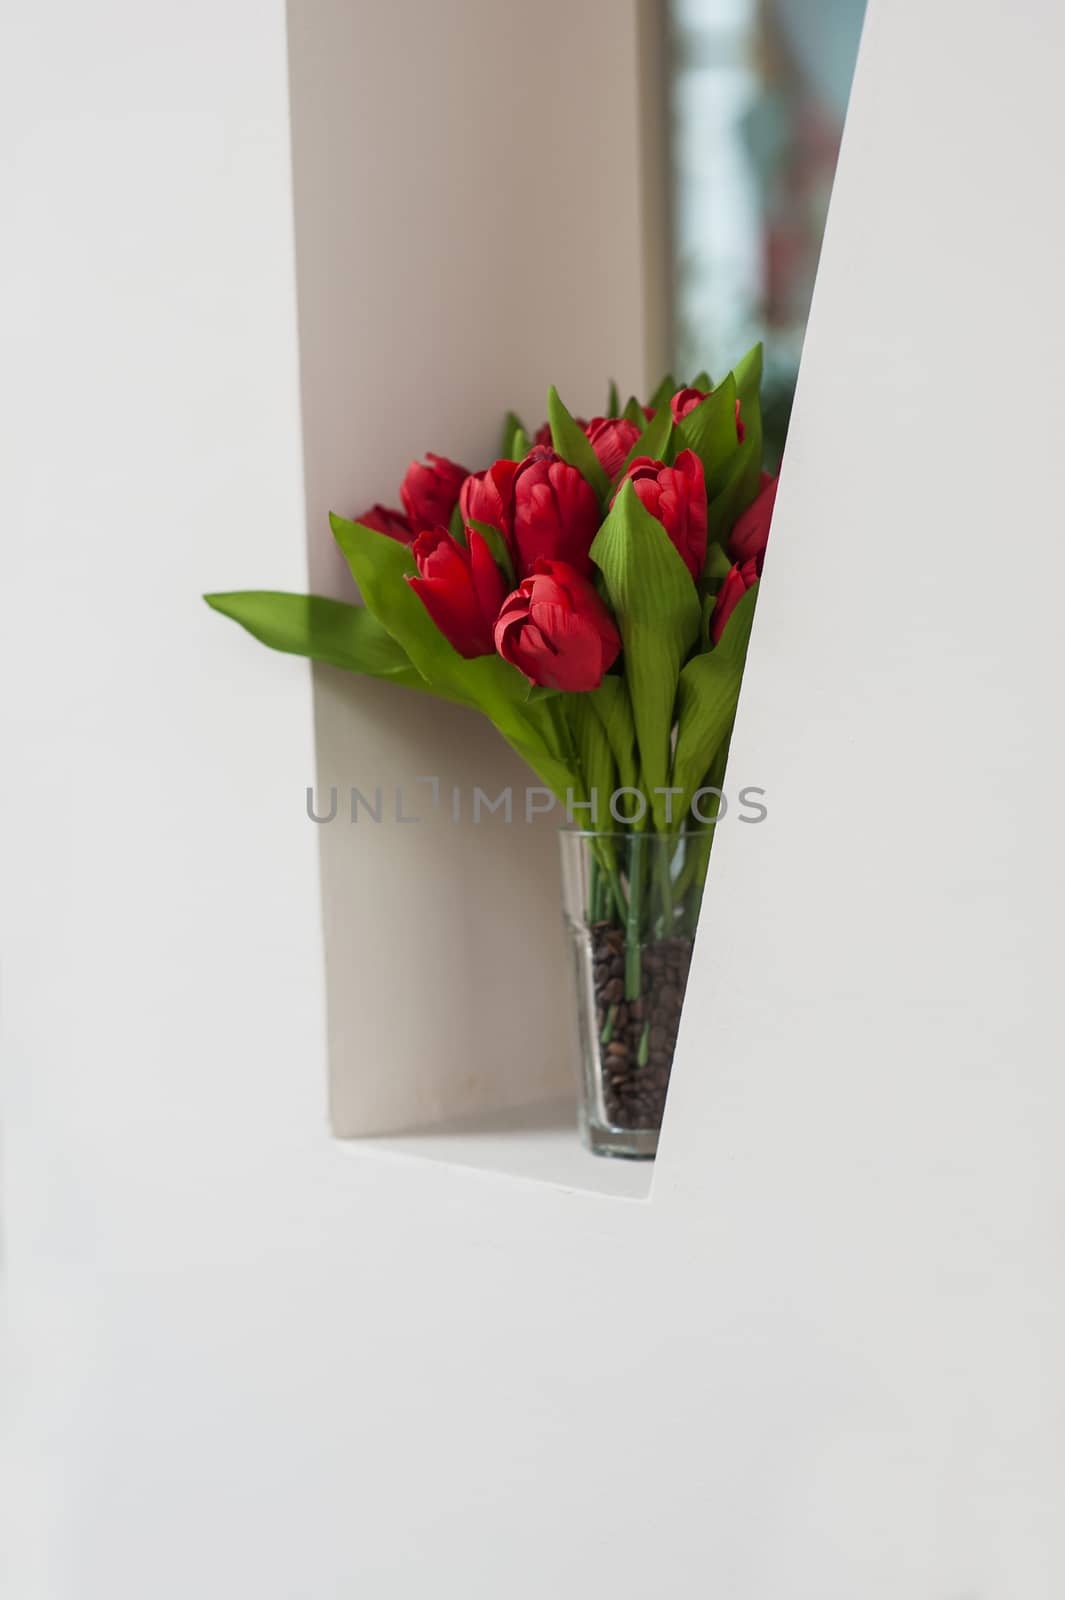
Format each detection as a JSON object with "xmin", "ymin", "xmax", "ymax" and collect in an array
[
  {"xmin": 655, "ymin": 0, "xmax": 1065, "ymax": 1589},
  {"xmin": 285, "ymin": 0, "xmax": 661, "ymax": 1134},
  {"xmin": 4, "ymin": 1, "xmax": 1065, "ymax": 1597}
]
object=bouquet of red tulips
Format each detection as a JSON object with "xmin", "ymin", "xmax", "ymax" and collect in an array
[
  {"xmin": 207, "ymin": 349, "xmax": 776, "ymax": 1145},
  {"xmin": 207, "ymin": 345, "xmax": 774, "ymax": 826}
]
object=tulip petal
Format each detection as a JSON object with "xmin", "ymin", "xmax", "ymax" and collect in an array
[
  {"xmin": 467, "ymin": 525, "xmax": 509, "ymax": 622},
  {"xmin": 531, "ymin": 602, "xmax": 611, "ymax": 691}
]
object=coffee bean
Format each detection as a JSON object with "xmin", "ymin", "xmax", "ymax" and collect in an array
[{"xmin": 589, "ymin": 920, "xmax": 693, "ymax": 1138}]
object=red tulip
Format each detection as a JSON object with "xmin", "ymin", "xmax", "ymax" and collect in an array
[
  {"xmin": 511, "ymin": 446, "xmax": 601, "ymax": 577},
  {"xmin": 459, "ymin": 457, "xmax": 519, "ymax": 544},
  {"xmin": 353, "ymin": 503, "xmax": 413, "ymax": 543},
  {"xmin": 728, "ymin": 473, "xmax": 777, "ymax": 572},
  {"xmin": 494, "ymin": 559, "xmax": 621, "ymax": 692},
  {"xmin": 622, "ymin": 449, "xmax": 708, "ymax": 580},
  {"xmin": 670, "ymin": 385, "xmax": 746, "ymax": 442},
  {"xmin": 407, "ymin": 525, "xmax": 507, "ymax": 658},
  {"xmin": 400, "ymin": 453, "xmax": 469, "ymax": 533},
  {"xmin": 709, "ymin": 557, "xmax": 759, "ymax": 645},
  {"xmin": 584, "ymin": 416, "xmax": 641, "ymax": 479},
  {"xmin": 670, "ymin": 386, "xmax": 708, "ymax": 423}
]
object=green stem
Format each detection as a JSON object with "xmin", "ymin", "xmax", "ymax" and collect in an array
[
  {"xmin": 685, "ymin": 827, "xmax": 714, "ymax": 935},
  {"xmin": 587, "ymin": 853, "xmax": 600, "ymax": 924},
  {"xmin": 625, "ymin": 833, "xmax": 643, "ymax": 1000},
  {"xmin": 549, "ymin": 698, "xmax": 582, "ymax": 786},
  {"xmin": 590, "ymin": 835, "xmax": 627, "ymax": 926},
  {"xmin": 557, "ymin": 696, "xmax": 629, "ymax": 927},
  {"xmin": 654, "ymin": 839, "xmax": 675, "ymax": 937}
]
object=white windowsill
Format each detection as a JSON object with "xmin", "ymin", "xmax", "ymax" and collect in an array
[{"xmin": 345, "ymin": 1100, "xmax": 655, "ymax": 1200}]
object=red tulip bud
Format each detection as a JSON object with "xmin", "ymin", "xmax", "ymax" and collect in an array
[
  {"xmin": 584, "ymin": 416, "xmax": 641, "ymax": 480},
  {"xmin": 400, "ymin": 453, "xmax": 469, "ymax": 533},
  {"xmin": 622, "ymin": 449, "xmax": 708, "ymax": 580},
  {"xmin": 511, "ymin": 446, "xmax": 601, "ymax": 577},
  {"xmin": 670, "ymin": 385, "xmax": 745, "ymax": 441},
  {"xmin": 728, "ymin": 473, "xmax": 777, "ymax": 571},
  {"xmin": 353, "ymin": 504, "xmax": 413, "ymax": 543},
  {"xmin": 494, "ymin": 559, "xmax": 621, "ymax": 692},
  {"xmin": 459, "ymin": 457, "xmax": 519, "ymax": 545},
  {"xmin": 709, "ymin": 557, "xmax": 759, "ymax": 645},
  {"xmin": 407, "ymin": 525, "xmax": 507, "ymax": 658},
  {"xmin": 670, "ymin": 387, "xmax": 708, "ymax": 423}
]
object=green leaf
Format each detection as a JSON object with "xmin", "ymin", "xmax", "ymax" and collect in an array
[
  {"xmin": 617, "ymin": 401, "xmax": 674, "ymax": 479},
  {"xmin": 524, "ymin": 683, "xmax": 559, "ymax": 706},
  {"xmin": 330, "ymin": 514, "xmax": 579, "ymax": 800},
  {"xmin": 671, "ymin": 583, "xmax": 758, "ymax": 816},
  {"xmin": 607, "ymin": 378, "xmax": 620, "ymax": 417},
  {"xmin": 510, "ymin": 425, "xmax": 530, "ymax": 461},
  {"xmin": 622, "ymin": 395, "xmax": 645, "ymax": 427},
  {"xmin": 728, "ymin": 342, "xmax": 765, "ymax": 499},
  {"xmin": 203, "ymin": 590, "xmax": 431, "ymax": 692},
  {"xmin": 495, "ymin": 705, "xmax": 581, "ymax": 807},
  {"xmin": 706, "ymin": 435, "xmax": 761, "ymax": 553},
  {"xmin": 690, "ymin": 369, "xmax": 713, "ymax": 392},
  {"xmin": 677, "ymin": 374, "xmax": 740, "ymax": 482},
  {"xmin": 590, "ymin": 481, "xmax": 701, "ymax": 831},
  {"xmin": 331, "ymin": 514, "xmax": 461, "ymax": 686},
  {"xmin": 589, "ymin": 676, "xmax": 639, "ymax": 793},
  {"xmin": 499, "ymin": 410, "xmax": 527, "ymax": 460},
  {"xmin": 547, "ymin": 385, "xmax": 611, "ymax": 503},
  {"xmin": 448, "ymin": 499, "xmax": 466, "ymax": 546},
  {"xmin": 647, "ymin": 373, "xmax": 678, "ymax": 412},
  {"xmin": 703, "ymin": 541, "xmax": 732, "ymax": 586},
  {"xmin": 686, "ymin": 735, "xmax": 732, "ymax": 897},
  {"xmin": 731, "ymin": 342, "xmax": 763, "ymax": 414},
  {"xmin": 567, "ymin": 694, "xmax": 616, "ymax": 831}
]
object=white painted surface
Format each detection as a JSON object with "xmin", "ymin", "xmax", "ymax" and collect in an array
[
  {"xmin": 3, "ymin": 2, "xmax": 1065, "ymax": 1598},
  {"xmin": 655, "ymin": 0, "xmax": 1065, "ymax": 1590}
]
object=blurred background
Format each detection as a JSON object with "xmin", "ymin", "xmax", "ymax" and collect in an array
[{"xmin": 668, "ymin": 0, "xmax": 867, "ymax": 466}]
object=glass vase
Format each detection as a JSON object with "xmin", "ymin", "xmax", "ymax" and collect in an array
[{"xmin": 559, "ymin": 829, "xmax": 707, "ymax": 1159}]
